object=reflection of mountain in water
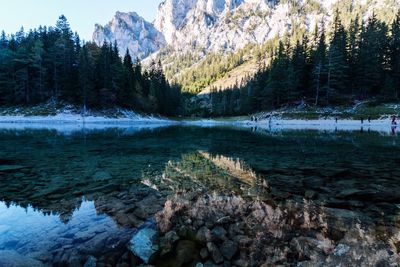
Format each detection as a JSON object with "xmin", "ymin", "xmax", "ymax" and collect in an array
[
  {"xmin": 147, "ymin": 151, "xmax": 269, "ymax": 197},
  {"xmin": 0, "ymin": 126, "xmax": 400, "ymax": 266}
]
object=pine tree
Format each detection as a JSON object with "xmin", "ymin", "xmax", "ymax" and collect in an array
[
  {"xmin": 119, "ymin": 49, "xmax": 135, "ymax": 108},
  {"xmin": 326, "ymin": 11, "xmax": 348, "ymax": 103},
  {"xmin": 311, "ymin": 22, "xmax": 327, "ymax": 106},
  {"xmin": 358, "ymin": 13, "xmax": 388, "ymax": 98},
  {"xmin": 79, "ymin": 44, "xmax": 96, "ymax": 109},
  {"xmin": 347, "ymin": 16, "xmax": 361, "ymax": 95},
  {"xmin": 389, "ymin": 11, "xmax": 400, "ymax": 99}
]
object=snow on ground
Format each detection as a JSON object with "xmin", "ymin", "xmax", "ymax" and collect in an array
[
  {"xmin": 0, "ymin": 113, "xmax": 171, "ymax": 124},
  {"xmin": 0, "ymin": 113, "xmax": 397, "ymax": 134},
  {"xmin": 0, "ymin": 111, "xmax": 177, "ymax": 134},
  {"xmin": 238, "ymin": 118, "xmax": 398, "ymax": 134},
  {"xmin": 182, "ymin": 117, "xmax": 398, "ymax": 134}
]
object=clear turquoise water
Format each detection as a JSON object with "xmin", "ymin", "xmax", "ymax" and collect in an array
[{"xmin": 0, "ymin": 126, "xmax": 399, "ymax": 266}]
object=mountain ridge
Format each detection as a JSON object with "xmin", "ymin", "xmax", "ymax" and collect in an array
[
  {"xmin": 93, "ymin": 11, "xmax": 166, "ymax": 60},
  {"xmin": 93, "ymin": 0, "xmax": 400, "ymax": 92}
]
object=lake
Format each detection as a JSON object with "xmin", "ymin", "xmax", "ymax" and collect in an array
[{"xmin": 0, "ymin": 125, "xmax": 399, "ymax": 267}]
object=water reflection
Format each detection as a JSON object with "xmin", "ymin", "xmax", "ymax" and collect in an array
[
  {"xmin": 0, "ymin": 200, "xmax": 134, "ymax": 266},
  {"xmin": 0, "ymin": 126, "xmax": 399, "ymax": 266}
]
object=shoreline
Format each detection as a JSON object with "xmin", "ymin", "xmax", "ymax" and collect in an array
[{"xmin": 0, "ymin": 115, "xmax": 398, "ymax": 134}]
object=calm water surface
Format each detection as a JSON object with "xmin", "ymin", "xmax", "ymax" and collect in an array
[{"xmin": 0, "ymin": 125, "xmax": 399, "ymax": 266}]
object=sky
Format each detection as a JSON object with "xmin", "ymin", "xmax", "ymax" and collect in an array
[{"xmin": 0, "ymin": 0, "xmax": 163, "ymax": 41}]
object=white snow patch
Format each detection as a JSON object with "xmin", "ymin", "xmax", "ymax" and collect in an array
[{"xmin": 239, "ymin": 118, "xmax": 398, "ymax": 134}]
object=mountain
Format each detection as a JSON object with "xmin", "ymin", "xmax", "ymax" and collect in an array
[
  {"xmin": 154, "ymin": 0, "xmax": 400, "ymax": 53},
  {"xmin": 154, "ymin": 0, "xmax": 311, "ymax": 53},
  {"xmin": 92, "ymin": 11, "xmax": 166, "ymax": 60},
  {"xmin": 93, "ymin": 0, "xmax": 400, "ymax": 92},
  {"xmin": 93, "ymin": 0, "xmax": 400, "ymax": 58}
]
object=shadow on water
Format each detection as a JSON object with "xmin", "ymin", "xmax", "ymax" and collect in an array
[{"xmin": 0, "ymin": 125, "xmax": 399, "ymax": 266}]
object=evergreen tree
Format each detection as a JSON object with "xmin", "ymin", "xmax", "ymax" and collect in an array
[
  {"xmin": 311, "ymin": 23, "xmax": 327, "ymax": 105},
  {"xmin": 326, "ymin": 11, "xmax": 348, "ymax": 104},
  {"xmin": 389, "ymin": 11, "xmax": 400, "ymax": 99},
  {"xmin": 347, "ymin": 16, "xmax": 361, "ymax": 95},
  {"xmin": 358, "ymin": 13, "xmax": 388, "ymax": 98}
]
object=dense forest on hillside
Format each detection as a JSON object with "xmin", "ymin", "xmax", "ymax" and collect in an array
[
  {"xmin": 1, "ymin": 11, "xmax": 400, "ymax": 118},
  {"xmin": 0, "ymin": 16, "xmax": 181, "ymax": 115},
  {"xmin": 209, "ymin": 11, "xmax": 400, "ymax": 116}
]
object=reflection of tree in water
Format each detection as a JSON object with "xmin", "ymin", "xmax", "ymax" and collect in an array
[{"xmin": 1, "ymin": 127, "xmax": 400, "ymax": 266}]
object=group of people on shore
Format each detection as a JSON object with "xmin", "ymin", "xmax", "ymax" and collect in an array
[{"xmin": 250, "ymin": 115, "xmax": 398, "ymax": 125}]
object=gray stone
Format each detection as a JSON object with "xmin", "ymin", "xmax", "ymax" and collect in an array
[
  {"xmin": 197, "ymin": 226, "xmax": 212, "ymax": 243},
  {"xmin": 129, "ymin": 224, "xmax": 158, "ymax": 264},
  {"xmin": 207, "ymin": 242, "xmax": 224, "ymax": 264},
  {"xmin": 159, "ymin": 231, "xmax": 180, "ymax": 256},
  {"xmin": 200, "ymin": 247, "xmax": 209, "ymax": 259},
  {"xmin": 233, "ymin": 235, "xmax": 252, "ymax": 247},
  {"xmin": 211, "ymin": 226, "xmax": 227, "ymax": 241},
  {"xmin": 333, "ymin": 244, "xmax": 350, "ymax": 256},
  {"xmin": 220, "ymin": 240, "xmax": 238, "ymax": 260},
  {"xmin": 83, "ymin": 256, "xmax": 97, "ymax": 267}
]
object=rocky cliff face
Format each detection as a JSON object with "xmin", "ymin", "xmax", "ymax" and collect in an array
[
  {"xmin": 94, "ymin": 0, "xmax": 400, "ymax": 59},
  {"xmin": 92, "ymin": 11, "xmax": 166, "ymax": 59},
  {"xmin": 154, "ymin": 0, "xmax": 293, "ymax": 53},
  {"xmin": 154, "ymin": 0, "xmax": 400, "ymax": 54}
]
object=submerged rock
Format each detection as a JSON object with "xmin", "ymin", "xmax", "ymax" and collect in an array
[
  {"xmin": 175, "ymin": 240, "xmax": 198, "ymax": 266},
  {"xmin": 207, "ymin": 242, "xmax": 224, "ymax": 264},
  {"xmin": 0, "ymin": 250, "xmax": 44, "ymax": 267},
  {"xmin": 83, "ymin": 256, "xmax": 97, "ymax": 267},
  {"xmin": 128, "ymin": 221, "xmax": 159, "ymax": 264},
  {"xmin": 0, "ymin": 165, "xmax": 27, "ymax": 172},
  {"xmin": 92, "ymin": 171, "xmax": 112, "ymax": 181},
  {"xmin": 159, "ymin": 231, "xmax": 179, "ymax": 256},
  {"xmin": 211, "ymin": 226, "xmax": 227, "ymax": 242},
  {"xmin": 333, "ymin": 244, "xmax": 350, "ymax": 256},
  {"xmin": 196, "ymin": 226, "xmax": 212, "ymax": 243},
  {"xmin": 220, "ymin": 240, "xmax": 238, "ymax": 260}
]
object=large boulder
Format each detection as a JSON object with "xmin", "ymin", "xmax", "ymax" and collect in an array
[{"xmin": 128, "ymin": 220, "xmax": 159, "ymax": 264}]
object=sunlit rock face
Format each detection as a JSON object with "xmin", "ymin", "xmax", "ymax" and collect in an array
[
  {"xmin": 153, "ymin": 0, "xmax": 400, "ymax": 54},
  {"xmin": 154, "ymin": 0, "xmax": 292, "ymax": 53},
  {"xmin": 94, "ymin": 0, "xmax": 400, "ymax": 60},
  {"xmin": 93, "ymin": 11, "xmax": 166, "ymax": 59}
]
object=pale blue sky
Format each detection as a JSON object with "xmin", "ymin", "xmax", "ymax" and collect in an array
[{"xmin": 0, "ymin": 0, "xmax": 163, "ymax": 41}]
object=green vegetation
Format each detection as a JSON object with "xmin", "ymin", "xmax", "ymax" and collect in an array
[
  {"xmin": 250, "ymin": 102, "xmax": 400, "ymax": 120},
  {"xmin": 207, "ymin": 11, "xmax": 400, "ymax": 117},
  {"xmin": 0, "ymin": 16, "xmax": 181, "ymax": 116}
]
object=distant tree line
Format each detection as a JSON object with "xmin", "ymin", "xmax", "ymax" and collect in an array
[
  {"xmin": 0, "ymin": 15, "xmax": 181, "ymax": 115},
  {"xmin": 210, "ymin": 11, "xmax": 400, "ymax": 116}
]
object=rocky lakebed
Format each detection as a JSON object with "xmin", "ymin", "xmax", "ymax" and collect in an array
[{"xmin": 0, "ymin": 126, "xmax": 399, "ymax": 266}]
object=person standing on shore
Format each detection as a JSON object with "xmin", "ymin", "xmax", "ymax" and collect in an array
[
  {"xmin": 368, "ymin": 116, "xmax": 371, "ymax": 123},
  {"xmin": 392, "ymin": 115, "xmax": 397, "ymax": 125}
]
